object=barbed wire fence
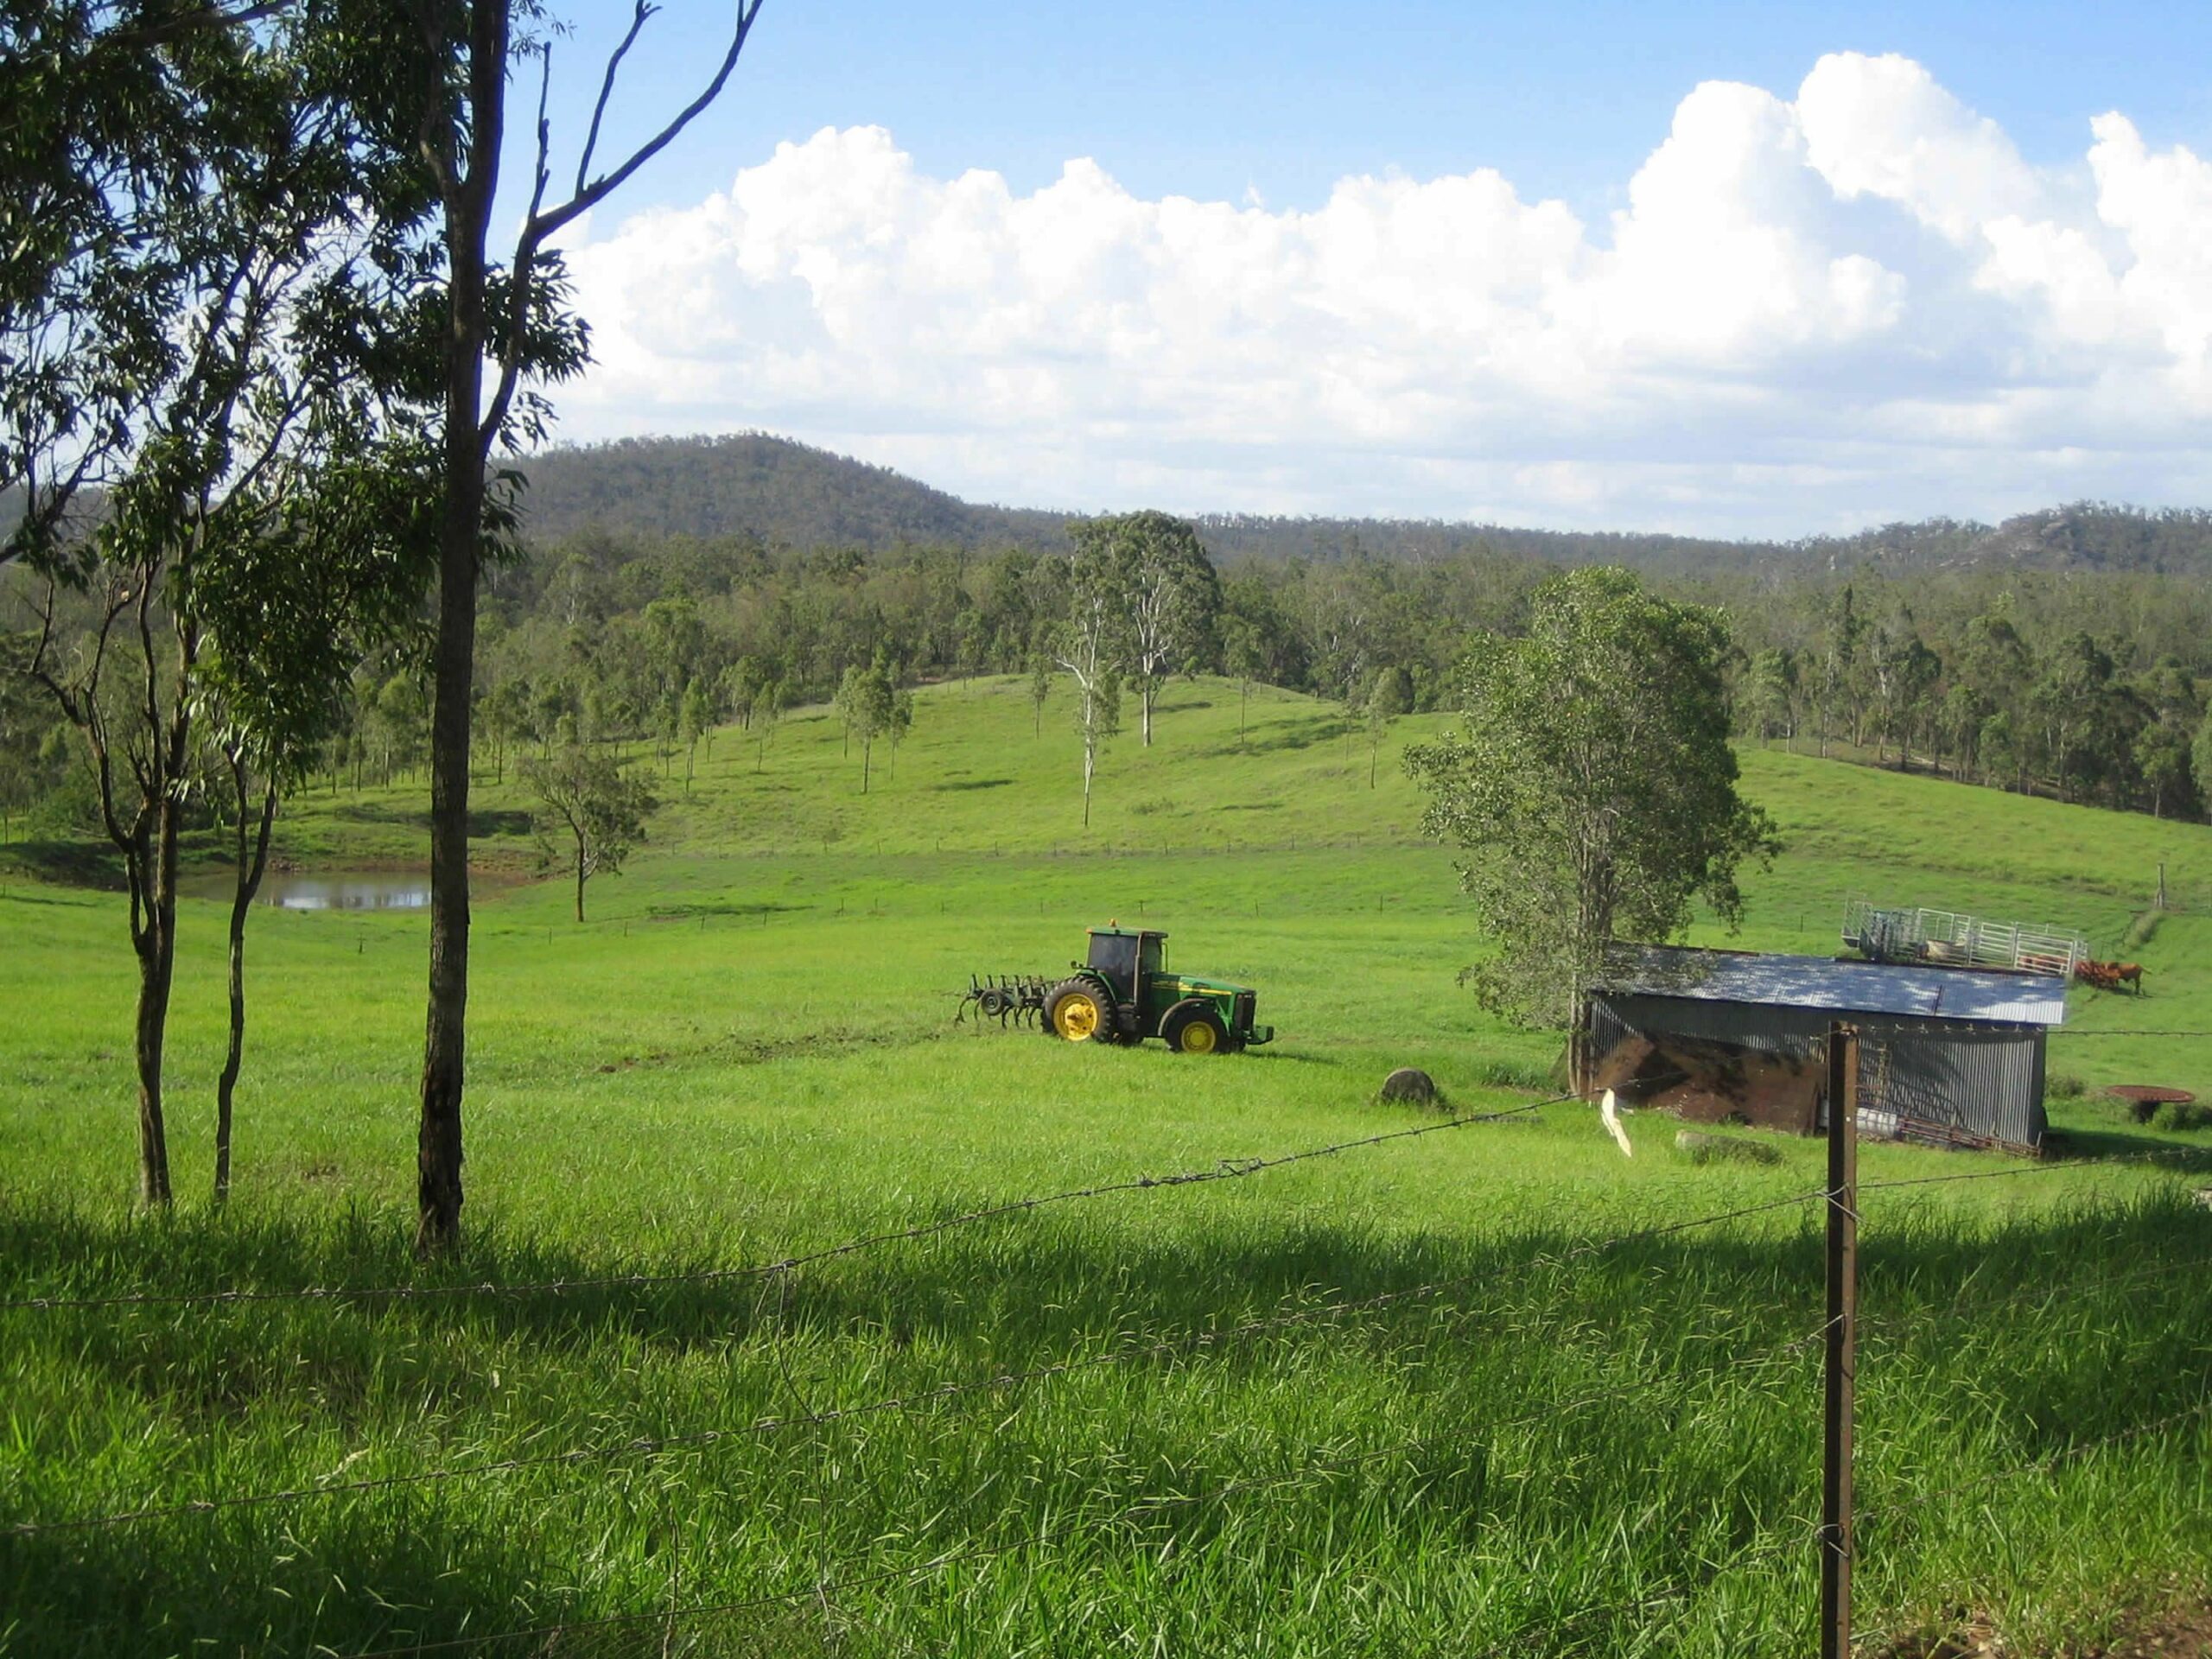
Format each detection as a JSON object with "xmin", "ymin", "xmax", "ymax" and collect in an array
[{"xmin": 4, "ymin": 1051, "xmax": 2210, "ymax": 1656}]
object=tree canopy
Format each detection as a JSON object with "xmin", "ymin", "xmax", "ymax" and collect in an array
[{"xmin": 1406, "ymin": 566, "xmax": 1779, "ymax": 1030}]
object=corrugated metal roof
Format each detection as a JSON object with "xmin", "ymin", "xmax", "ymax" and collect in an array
[{"xmin": 1597, "ymin": 944, "xmax": 2068, "ymax": 1027}]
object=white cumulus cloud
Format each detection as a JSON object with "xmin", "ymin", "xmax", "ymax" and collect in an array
[{"xmin": 555, "ymin": 52, "xmax": 2212, "ymax": 534}]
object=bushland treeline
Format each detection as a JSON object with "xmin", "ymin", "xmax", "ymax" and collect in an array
[{"xmin": 10, "ymin": 513, "xmax": 2212, "ymax": 838}]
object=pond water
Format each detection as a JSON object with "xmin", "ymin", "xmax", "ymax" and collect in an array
[{"xmin": 182, "ymin": 871, "xmax": 432, "ymax": 912}]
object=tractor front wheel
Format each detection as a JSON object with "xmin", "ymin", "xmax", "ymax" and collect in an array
[
  {"xmin": 1161, "ymin": 1001, "xmax": 1230, "ymax": 1055},
  {"xmin": 1046, "ymin": 978, "xmax": 1118, "ymax": 1044}
]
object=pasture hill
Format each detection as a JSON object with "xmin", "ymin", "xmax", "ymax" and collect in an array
[{"xmin": 3, "ymin": 678, "xmax": 2212, "ymax": 1656}]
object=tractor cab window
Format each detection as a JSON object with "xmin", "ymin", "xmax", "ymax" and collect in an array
[
  {"xmin": 1139, "ymin": 935, "xmax": 1165, "ymax": 977},
  {"xmin": 1087, "ymin": 932, "xmax": 1139, "ymax": 998}
]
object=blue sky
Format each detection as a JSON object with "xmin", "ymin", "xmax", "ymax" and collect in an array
[
  {"xmin": 550, "ymin": 3, "xmax": 2212, "ymax": 219},
  {"xmin": 524, "ymin": 3, "xmax": 2212, "ymax": 534}
]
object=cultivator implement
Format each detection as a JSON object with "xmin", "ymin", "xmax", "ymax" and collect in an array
[{"xmin": 955, "ymin": 973, "xmax": 1055, "ymax": 1028}]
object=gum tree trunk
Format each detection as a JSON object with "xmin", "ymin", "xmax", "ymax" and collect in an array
[
  {"xmin": 215, "ymin": 767, "xmax": 278, "ymax": 1202},
  {"xmin": 130, "ymin": 822, "xmax": 176, "ymax": 1208},
  {"xmin": 416, "ymin": 0, "xmax": 505, "ymax": 1256}
]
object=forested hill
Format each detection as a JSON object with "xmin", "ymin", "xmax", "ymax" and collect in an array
[
  {"xmin": 516, "ymin": 432, "xmax": 2212, "ymax": 577},
  {"xmin": 514, "ymin": 435, "xmax": 1071, "ymax": 550}
]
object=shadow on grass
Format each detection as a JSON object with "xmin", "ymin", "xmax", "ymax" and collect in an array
[
  {"xmin": 2039, "ymin": 1122, "xmax": 2212, "ymax": 1164},
  {"xmin": 0, "ymin": 837, "xmax": 123, "ymax": 888},
  {"xmin": 334, "ymin": 803, "xmax": 533, "ymax": 837},
  {"xmin": 5, "ymin": 1183, "xmax": 2207, "ymax": 1379},
  {"xmin": 929, "ymin": 778, "xmax": 1014, "ymax": 792},
  {"xmin": 3, "ymin": 1191, "xmax": 2210, "ymax": 1654},
  {"xmin": 1186, "ymin": 715, "xmax": 1352, "ymax": 760}
]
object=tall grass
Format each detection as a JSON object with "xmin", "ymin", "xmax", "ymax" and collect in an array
[{"xmin": 3, "ymin": 677, "xmax": 2212, "ymax": 1654}]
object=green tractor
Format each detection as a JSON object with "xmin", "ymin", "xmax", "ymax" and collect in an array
[{"xmin": 1042, "ymin": 925, "xmax": 1274, "ymax": 1054}]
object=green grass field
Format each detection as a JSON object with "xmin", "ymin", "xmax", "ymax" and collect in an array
[{"xmin": 3, "ymin": 677, "xmax": 2210, "ymax": 1656}]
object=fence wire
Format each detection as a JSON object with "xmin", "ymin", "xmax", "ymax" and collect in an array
[
  {"xmin": 10, "ymin": 1037, "xmax": 2211, "ymax": 1651},
  {"xmin": 6, "ymin": 1185, "xmax": 1827, "ymax": 1539},
  {"xmin": 0, "ymin": 1092, "xmax": 1580, "ymax": 1315}
]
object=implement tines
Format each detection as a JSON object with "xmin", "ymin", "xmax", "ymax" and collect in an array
[{"xmin": 954, "ymin": 973, "xmax": 1052, "ymax": 1028}]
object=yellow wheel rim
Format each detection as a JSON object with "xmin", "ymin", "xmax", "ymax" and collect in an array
[
  {"xmin": 1058, "ymin": 996, "xmax": 1101, "ymax": 1040},
  {"xmin": 1179, "ymin": 1020, "xmax": 1218, "ymax": 1054}
]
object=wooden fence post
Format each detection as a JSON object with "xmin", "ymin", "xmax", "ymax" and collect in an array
[{"xmin": 1821, "ymin": 1021, "xmax": 1860, "ymax": 1659}]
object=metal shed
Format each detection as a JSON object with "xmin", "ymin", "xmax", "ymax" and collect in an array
[{"xmin": 1580, "ymin": 944, "xmax": 2066, "ymax": 1154}]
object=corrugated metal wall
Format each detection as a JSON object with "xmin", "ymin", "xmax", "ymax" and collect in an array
[{"xmin": 1587, "ymin": 993, "xmax": 2048, "ymax": 1151}]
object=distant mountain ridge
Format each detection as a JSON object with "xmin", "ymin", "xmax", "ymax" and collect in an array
[
  {"xmin": 516, "ymin": 434, "xmax": 2212, "ymax": 578},
  {"xmin": 16, "ymin": 435, "xmax": 2209, "ymax": 578}
]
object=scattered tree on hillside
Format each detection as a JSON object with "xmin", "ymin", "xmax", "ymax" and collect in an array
[
  {"xmin": 753, "ymin": 676, "xmax": 785, "ymax": 771},
  {"xmin": 884, "ymin": 686, "xmax": 914, "ymax": 779},
  {"xmin": 1057, "ymin": 534, "xmax": 1128, "ymax": 826},
  {"xmin": 1071, "ymin": 669, "xmax": 1122, "ymax": 830},
  {"xmin": 723, "ymin": 656, "xmax": 765, "ymax": 729},
  {"xmin": 678, "ymin": 679, "xmax": 715, "ymax": 786},
  {"xmin": 1362, "ymin": 664, "xmax": 1411, "ymax": 789},
  {"xmin": 1406, "ymin": 567, "xmax": 1779, "ymax": 1062},
  {"xmin": 480, "ymin": 677, "xmax": 532, "ymax": 783},
  {"xmin": 1222, "ymin": 611, "xmax": 1268, "ymax": 747},
  {"xmin": 1027, "ymin": 652, "xmax": 1052, "ymax": 737},
  {"xmin": 834, "ymin": 659, "xmax": 896, "ymax": 792},
  {"xmin": 1070, "ymin": 511, "xmax": 1219, "ymax": 747},
  {"xmin": 522, "ymin": 746, "xmax": 657, "ymax": 923}
]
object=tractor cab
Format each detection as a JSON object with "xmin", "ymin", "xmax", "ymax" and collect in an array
[
  {"xmin": 1061, "ymin": 924, "xmax": 1274, "ymax": 1052},
  {"xmin": 1084, "ymin": 925, "xmax": 1166, "ymax": 1005}
]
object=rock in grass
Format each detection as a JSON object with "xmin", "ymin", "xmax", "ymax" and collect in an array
[
  {"xmin": 1377, "ymin": 1067, "xmax": 1442, "ymax": 1108},
  {"xmin": 1675, "ymin": 1129, "xmax": 1783, "ymax": 1166}
]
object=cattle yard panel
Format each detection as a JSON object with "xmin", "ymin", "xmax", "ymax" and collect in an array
[{"xmin": 1841, "ymin": 899, "xmax": 2087, "ymax": 979}]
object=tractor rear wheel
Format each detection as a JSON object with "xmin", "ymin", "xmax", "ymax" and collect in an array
[
  {"xmin": 1046, "ymin": 977, "xmax": 1118, "ymax": 1044},
  {"xmin": 1161, "ymin": 1000, "xmax": 1230, "ymax": 1055}
]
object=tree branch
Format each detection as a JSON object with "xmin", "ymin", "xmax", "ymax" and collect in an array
[
  {"xmin": 105, "ymin": 0, "xmax": 296, "ymax": 48},
  {"xmin": 539, "ymin": 0, "xmax": 763, "ymax": 241},
  {"xmin": 575, "ymin": 0, "xmax": 658, "ymax": 200},
  {"xmin": 478, "ymin": 39, "xmax": 556, "ymax": 448},
  {"xmin": 479, "ymin": 0, "xmax": 766, "ymax": 455}
]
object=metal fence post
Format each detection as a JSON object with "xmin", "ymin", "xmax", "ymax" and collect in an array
[{"xmin": 1821, "ymin": 1021, "xmax": 1859, "ymax": 1659}]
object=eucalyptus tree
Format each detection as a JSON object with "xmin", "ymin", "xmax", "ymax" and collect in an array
[
  {"xmin": 402, "ymin": 0, "xmax": 767, "ymax": 1253},
  {"xmin": 833, "ymin": 658, "xmax": 893, "ymax": 792},
  {"xmin": 884, "ymin": 685, "xmax": 914, "ymax": 779},
  {"xmin": 1740, "ymin": 647, "xmax": 1799, "ymax": 750},
  {"xmin": 522, "ymin": 743, "xmax": 656, "ymax": 922},
  {"xmin": 1027, "ymin": 652, "xmax": 1052, "ymax": 737},
  {"xmin": 1361, "ymin": 663, "xmax": 1410, "ymax": 789},
  {"xmin": 2195, "ymin": 710, "xmax": 2212, "ymax": 827},
  {"xmin": 1, "ymin": 0, "xmax": 252, "ymax": 571},
  {"xmin": 8, "ymin": 0, "xmax": 444, "ymax": 1206},
  {"xmin": 194, "ymin": 427, "xmax": 440, "ymax": 1201},
  {"xmin": 1068, "ymin": 511, "xmax": 1218, "ymax": 747},
  {"xmin": 1220, "ymin": 611, "xmax": 1267, "ymax": 747},
  {"xmin": 1056, "ymin": 532, "xmax": 1127, "ymax": 827},
  {"xmin": 751, "ymin": 674, "xmax": 784, "ymax": 772},
  {"xmin": 1406, "ymin": 567, "xmax": 1778, "ymax": 1061},
  {"xmin": 677, "ymin": 677, "xmax": 713, "ymax": 785}
]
